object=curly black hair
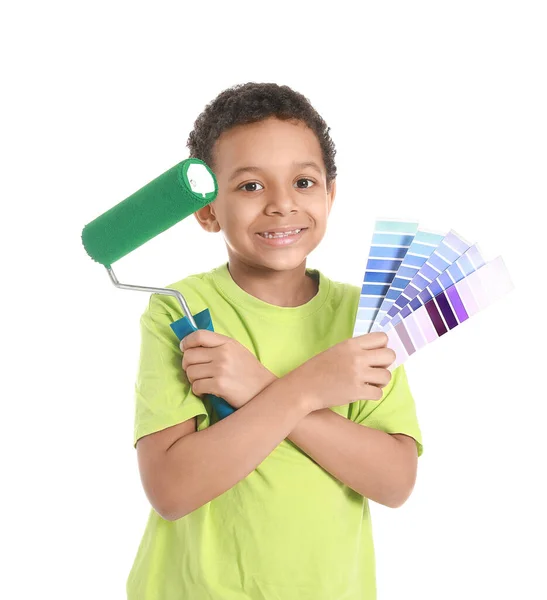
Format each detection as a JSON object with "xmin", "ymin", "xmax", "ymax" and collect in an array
[{"xmin": 187, "ymin": 82, "xmax": 337, "ymax": 190}]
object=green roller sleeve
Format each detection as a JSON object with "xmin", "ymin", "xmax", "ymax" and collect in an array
[{"xmin": 82, "ymin": 158, "xmax": 218, "ymax": 267}]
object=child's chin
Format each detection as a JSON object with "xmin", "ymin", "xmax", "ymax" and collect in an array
[{"xmin": 256, "ymin": 251, "xmax": 310, "ymax": 270}]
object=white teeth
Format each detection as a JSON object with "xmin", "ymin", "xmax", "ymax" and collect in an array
[{"xmin": 259, "ymin": 229, "xmax": 302, "ymax": 239}]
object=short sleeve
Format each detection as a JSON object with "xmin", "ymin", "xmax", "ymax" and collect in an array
[
  {"xmin": 349, "ymin": 365, "xmax": 423, "ymax": 457},
  {"xmin": 133, "ymin": 296, "xmax": 210, "ymax": 448}
]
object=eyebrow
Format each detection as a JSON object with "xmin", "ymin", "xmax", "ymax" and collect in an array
[{"xmin": 228, "ymin": 161, "xmax": 323, "ymax": 181}]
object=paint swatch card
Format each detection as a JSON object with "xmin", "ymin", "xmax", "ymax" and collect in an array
[
  {"xmin": 353, "ymin": 219, "xmax": 419, "ymax": 337},
  {"xmin": 370, "ymin": 229, "xmax": 445, "ymax": 332},
  {"xmin": 353, "ymin": 220, "xmax": 514, "ymax": 369},
  {"xmin": 397, "ymin": 244, "xmax": 486, "ymax": 322},
  {"xmin": 380, "ymin": 230, "xmax": 471, "ymax": 328},
  {"xmin": 385, "ymin": 256, "xmax": 514, "ymax": 369}
]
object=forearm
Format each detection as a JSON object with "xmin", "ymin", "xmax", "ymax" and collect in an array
[
  {"xmin": 252, "ymin": 372, "xmax": 415, "ymax": 507},
  {"xmin": 287, "ymin": 409, "xmax": 416, "ymax": 507},
  {"xmin": 161, "ymin": 371, "xmax": 311, "ymax": 520}
]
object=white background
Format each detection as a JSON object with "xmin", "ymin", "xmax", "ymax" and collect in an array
[{"xmin": 2, "ymin": 1, "xmax": 546, "ymax": 598}]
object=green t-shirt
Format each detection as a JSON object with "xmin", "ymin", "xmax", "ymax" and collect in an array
[{"xmin": 127, "ymin": 262, "xmax": 423, "ymax": 600}]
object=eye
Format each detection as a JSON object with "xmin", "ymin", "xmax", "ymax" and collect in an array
[
  {"xmin": 295, "ymin": 178, "xmax": 315, "ymax": 189},
  {"xmin": 239, "ymin": 181, "xmax": 264, "ymax": 192}
]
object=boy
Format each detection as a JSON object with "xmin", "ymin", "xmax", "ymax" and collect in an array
[{"xmin": 127, "ymin": 82, "xmax": 423, "ymax": 600}]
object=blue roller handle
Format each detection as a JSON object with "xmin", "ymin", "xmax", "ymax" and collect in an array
[{"xmin": 170, "ymin": 308, "xmax": 235, "ymax": 420}]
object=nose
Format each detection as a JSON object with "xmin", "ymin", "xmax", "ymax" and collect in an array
[{"xmin": 264, "ymin": 183, "xmax": 299, "ymax": 216}]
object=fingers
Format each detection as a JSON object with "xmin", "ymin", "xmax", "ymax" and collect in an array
[
  {"xmin": 180, "ymin": 329, "xmax": 229, "ymax": 351},
  {"xmin": 185, "ymin": 362, "xmax": 214, "ymax": 383},
  {"xmin": 361, "ymin": 383, "xmax": 384, "ymax": 401},
  {"xmin": 190, "ymin": 377, "xmax": 215, "ymax": 398},
  {"xmin": 181, "ymin": 347, "xmax": 214, "ymax": 370},
  {"xmin": 352, "ymin": 333, "xmax": 395, "ymax": 366},
  {"xmin": 362, "ymin": 366, "xmax": 392, "ymax": 388},
  {"xmin": 355, "ymin": 332, "xmax": 389, "ymax": 350},
  {"xmin": 365, "ymin": 347, "xmax": 396, "ymax": 367}
]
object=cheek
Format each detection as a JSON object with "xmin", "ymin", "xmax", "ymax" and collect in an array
[
  {"xmin": 225, "ymin": 204, "xmax": 258, "ymax": 229},
  {"xmin": 213, "ymin": 201, "xmax": 238, "ymax": 228},
  {"xmin": 309, "ymin": 197, "xmax": 330, "ymax": 219}
]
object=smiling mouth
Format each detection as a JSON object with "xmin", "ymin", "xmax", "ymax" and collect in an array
[{"xmin": 257, "ymin": 228, "xmax": 308, "ymax": 239}]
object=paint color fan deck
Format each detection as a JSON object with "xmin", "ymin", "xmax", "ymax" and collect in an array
[{"xmin": 353, "ymin": 219, "xmax": 514, "ymax": 370}]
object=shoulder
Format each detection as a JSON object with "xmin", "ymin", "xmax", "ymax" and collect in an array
[
  {"xmin": 144, "ymin": 264, "xmax": 222, "ymax": 319},
  {"xmin": 311, "ymin": 270, "xmax": 361, "ymax": 337},
  {"xmin": 318, "ymin": 269, "xmax": 360, "ymax": 308}
]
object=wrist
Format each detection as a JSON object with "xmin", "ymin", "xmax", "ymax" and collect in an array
[
  {"xmin": 255, "ymin": 369, "xmax": 279, "ymax": 398},
  {"xmin": 244, "ymin": 370, "xmax": 280, "ymax": 408},
  {"xmin": 264, "ymin": 369, "xmax": 278, "ymax": 388},
  {"xmin": 283, "ymin": 368, "xmax": 320, "ymax": 416}
]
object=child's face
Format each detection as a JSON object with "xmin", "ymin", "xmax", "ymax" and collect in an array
[{"xmin": 195, "ymin": 116, "xmax": 336, "ymax": 273}]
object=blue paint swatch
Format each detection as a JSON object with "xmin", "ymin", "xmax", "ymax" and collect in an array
[{"xmin": 353, "ymin": 219, "xmax": 419, "ymax": 336}]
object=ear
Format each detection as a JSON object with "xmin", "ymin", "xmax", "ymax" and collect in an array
[
  {"xmin": 327, "ymin": 178, "xmax": 336, "ymax": 214},
  {"xmin": 193, "ymin": 203, "xmax": 221, "ymax": 233}
]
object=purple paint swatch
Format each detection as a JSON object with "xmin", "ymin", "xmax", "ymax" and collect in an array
[
  {"xmin": 425, "ymin": 299, "xmax": 447, "ymax": 336},
  {"xmin": 436, "ymin": 292, "xmax": 458, "ymax": 329},
  {"xmin": 395, "ymin": 321, "xmax": 416, "ymax": 355},
  {"xmin": 446, "ymin": 286, "xmax": 469, "ymax": 322}
]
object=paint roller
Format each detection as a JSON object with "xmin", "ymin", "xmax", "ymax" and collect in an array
[{"xmin": 81, "ymin": 158, "xmax": 235, "ymax": 419}]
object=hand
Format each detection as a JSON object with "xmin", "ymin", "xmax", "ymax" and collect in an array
[
  {"xmin": 180, "ymin": 329, "xmax": 277, "ymax": 409},
  {"xmin": 291, "ymin": 332, "xmax": 395, "ymax": 413}
]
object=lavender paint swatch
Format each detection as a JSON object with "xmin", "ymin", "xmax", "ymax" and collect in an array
[
  {"xmin": 370, "ymin": 229, "xmax": 445, "ymax": 332},
  {"xmin": 385, "ymin": 256, "xmax": 514, "ymax": 370},
  {"xmin": 380, "ymin": 230, "xmax": 471, "ymax": 328}
]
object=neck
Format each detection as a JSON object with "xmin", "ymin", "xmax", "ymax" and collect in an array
[{"xmin": 226, "ymin": 258, "xmax": 318, "ymax": 307}]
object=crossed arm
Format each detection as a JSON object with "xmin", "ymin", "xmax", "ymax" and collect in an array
[
  {"xmin": 288, "ymin": 409, "xmax": 418, "ymax": 507},
  {"xmin": 179, "ymin": 330, "xmax": 420, "ymax": 509},
  {"xmin": 264, "ymin": 373, "xmax": 419, "ymax": 508},
  {"xmin": 138, "ymin": 329, "xmax": 420, "ymax": 520}
]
